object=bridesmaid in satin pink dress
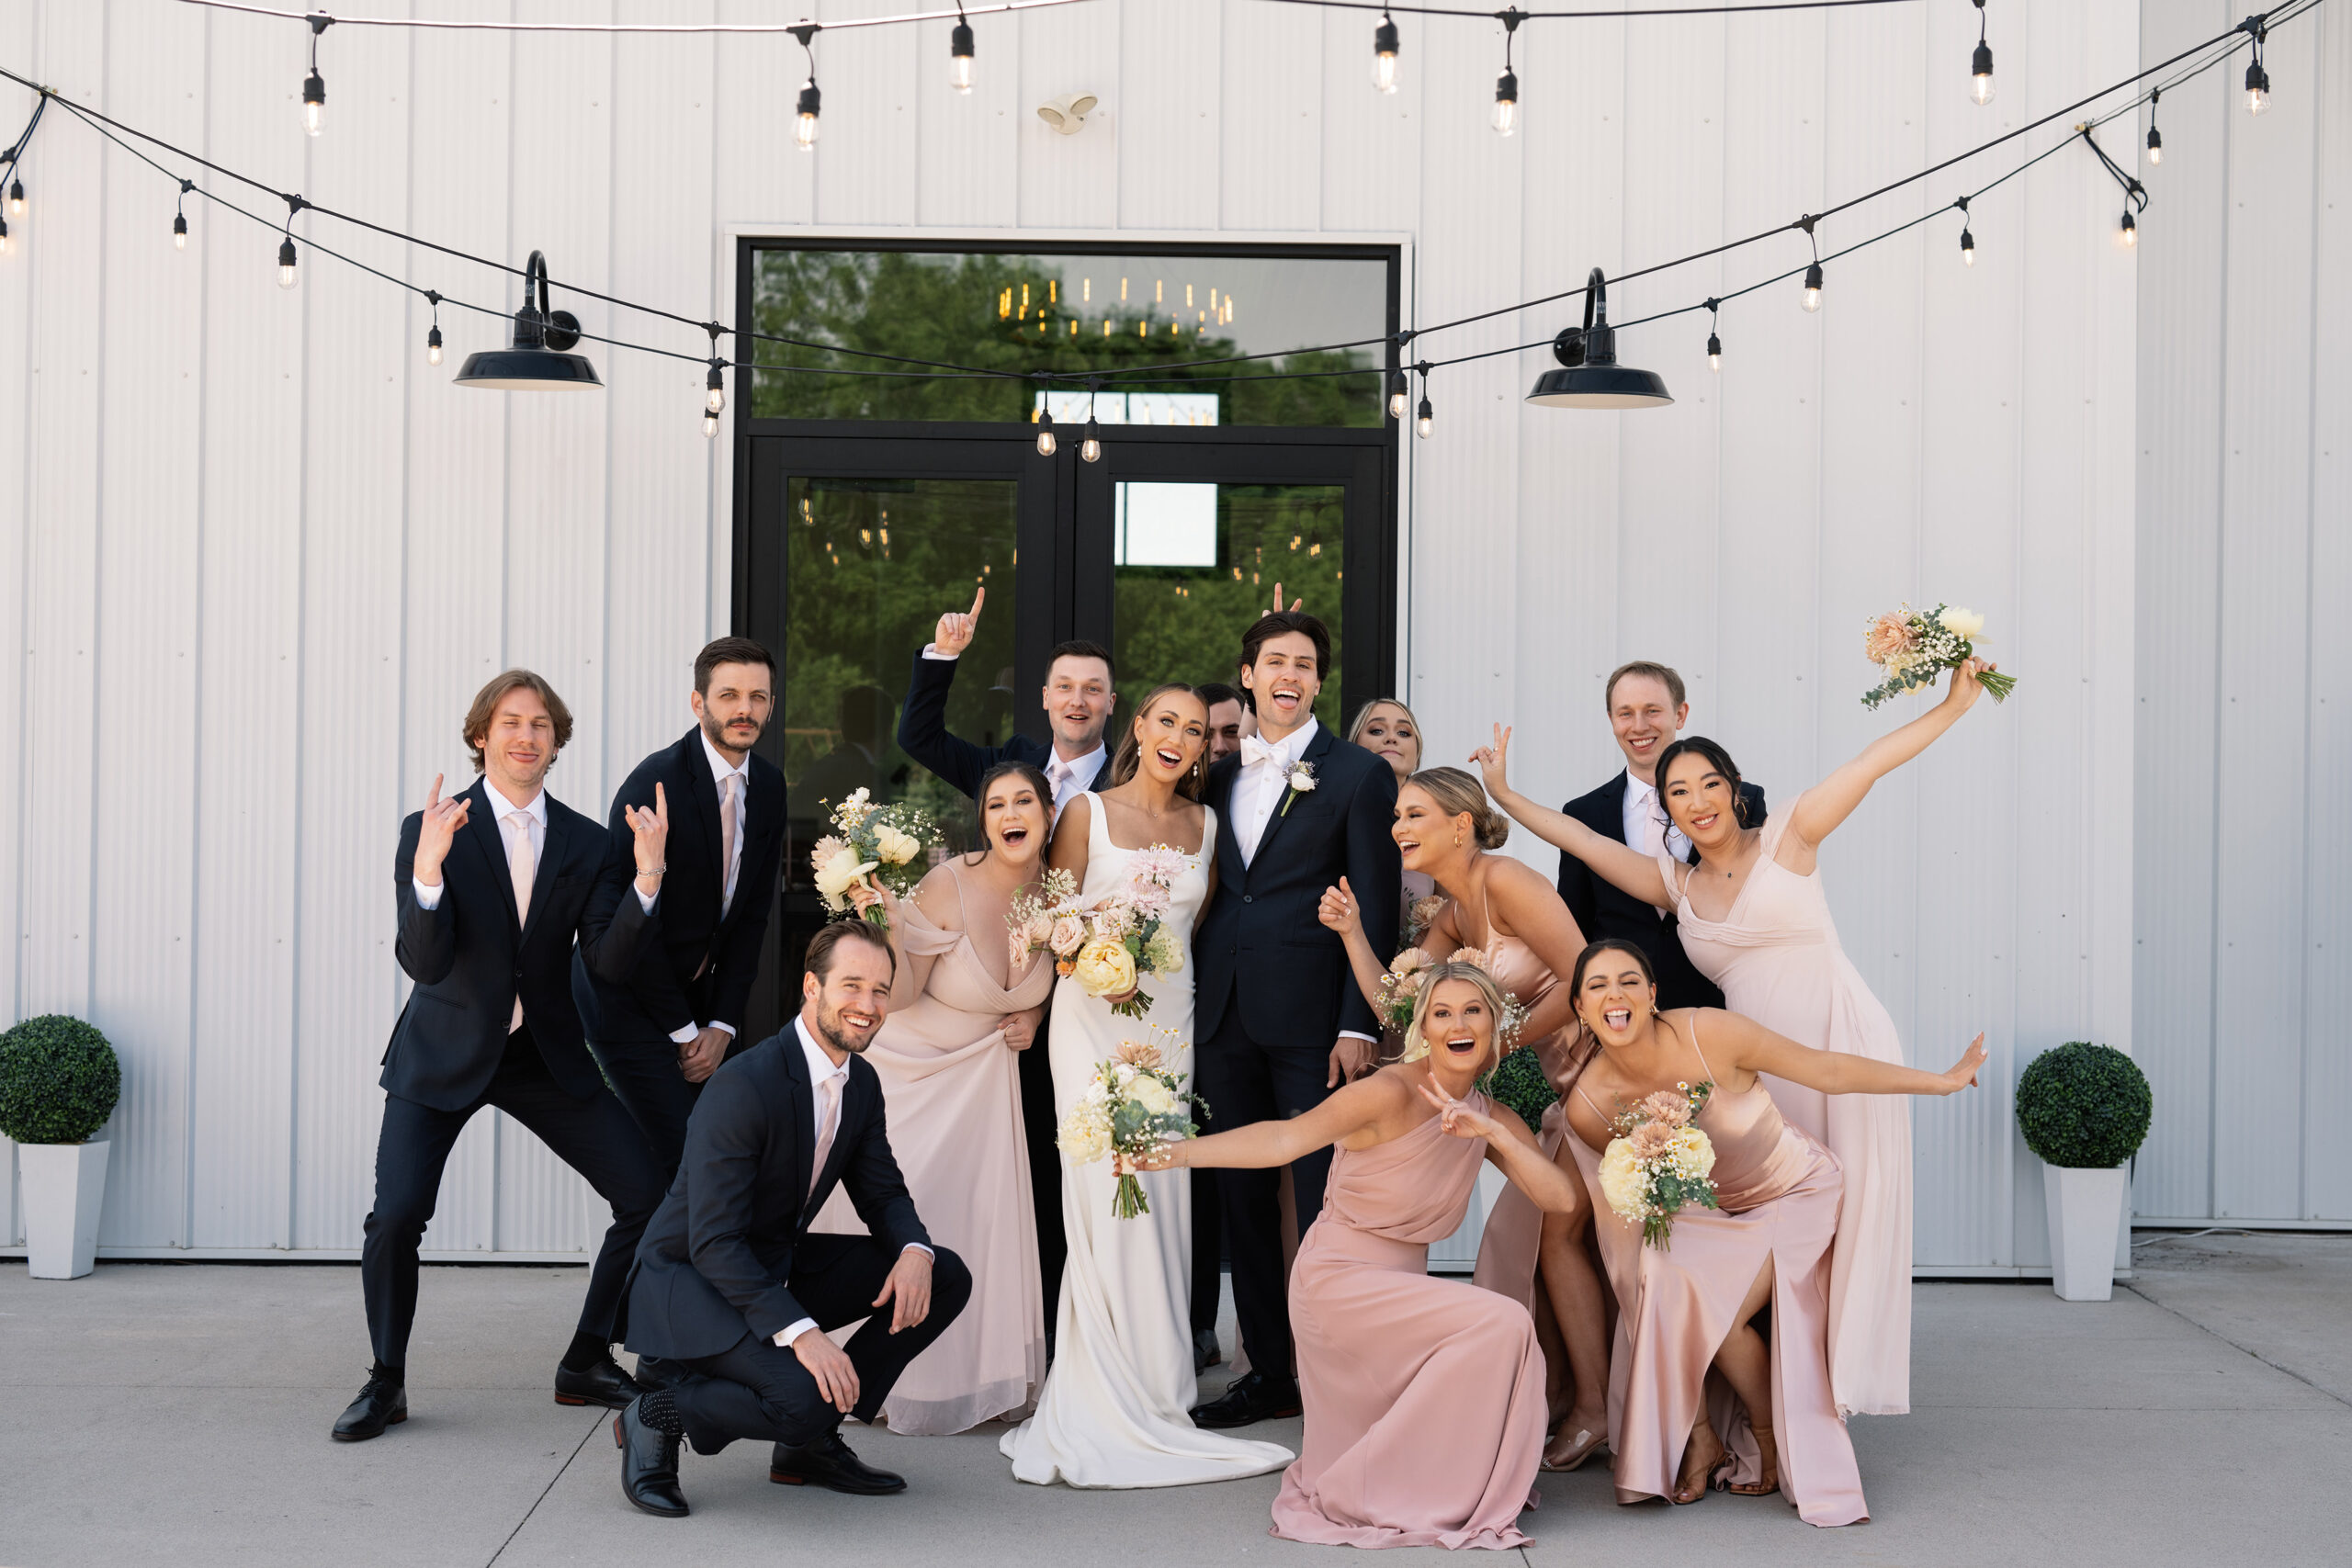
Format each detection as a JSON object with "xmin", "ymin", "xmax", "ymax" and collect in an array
[
  {"xmin": 1475, "ymin": 658, "xmax": 1997, "ymax": 1418},
  {"xmin": 1559, "ymin": 939, "xmax": 1985, "ymax": 1525},
  {"xmin": 1136, "ymin": 963, "xmax": 1586, "ymax": 1550}
]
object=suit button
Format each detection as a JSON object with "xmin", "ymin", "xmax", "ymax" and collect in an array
[
  {"xmin": 1242, "ymin": 895, "xmax": 1254, "ymax": 904},
  {"xmin": 514, "ymin": 967, "xmax": 524, "ymax": 979}
]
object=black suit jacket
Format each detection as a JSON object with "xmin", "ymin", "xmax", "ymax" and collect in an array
[
  {"xmin": 1195, "ymin": 726, "xmax": 1401, "ymax": 1045},
  {"xmin": 385, "ymin": 779, "xmax": 650, "ymax": 1111},
  {"xmin": 1555, "ymin": 772, "xmax": 1768, "ymax": 1012},
  {"xmin": 573, "ymin": 728, "xmax": 786, "ymax": 1043},
  {"xmin": 896, "ymin": 649, "xmax": 1114, "ymax": 800},
  {"xmin": 623, "ymin": 1024, "xmax": 929, "ymax": 1359}
]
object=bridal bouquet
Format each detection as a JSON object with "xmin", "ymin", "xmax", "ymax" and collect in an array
[
  {"xmin": 1007, "ymin": 846, "xmax": 1192, "ymax": 1019},
  {"xmin": 1056, "ymin": 1032, "xmax": 1206, "ymax": 1219},
  {"xmin": 1597, "ymin": 1082, "xmax": 1719, "ymax": 1249},
  {"xmin": 1377, "ymin": 946, "xmax": 1529, "ymax": 1045},
  {"xmin": 810, "ymin": 788, "xmax": 941, "ymax": 930},
  {"xmin": 1860, "ymin": 602, "xmax": 2018, "ymax": 711}
]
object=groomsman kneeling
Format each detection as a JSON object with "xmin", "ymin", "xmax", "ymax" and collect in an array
[
  {"xmin": 615, "ymin": 920, "xmax": 972, "ymax": 1517},
  {"xmin": 337, "ymin": 671, "xmax": 668, "ymax": 1441}
]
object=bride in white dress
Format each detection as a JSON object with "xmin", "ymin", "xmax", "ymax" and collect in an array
[{"xmin": 1003, "ymin": 684, "xmax": 1295, "ymax": 1489}]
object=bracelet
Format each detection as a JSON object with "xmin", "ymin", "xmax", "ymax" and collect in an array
[{"xmin": 638, "ymin": 865, "xmax": 666, "ymax": 877}]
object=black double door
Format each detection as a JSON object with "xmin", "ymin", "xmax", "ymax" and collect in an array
[{"xmin": 732, "ymin": 418, "xmax": 1395, "ymax": 1040}]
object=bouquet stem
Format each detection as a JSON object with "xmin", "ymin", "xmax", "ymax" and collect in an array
[
  {"xmin": 1974, "ymin": 669, "xmax": 2017, "ymax": 703},
  {"xmin": 1111, "ymin": 1172, "xmax": 1150, "ymax": 1219}
]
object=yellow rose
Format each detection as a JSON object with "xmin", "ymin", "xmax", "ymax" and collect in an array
[
  {"xmin": 1598, "ymin": 1138, "xmax": 1647, "ymax": 1224},
  {"xmin": 1057, "ymin": 1105, "xmax": 1112, "ymax": 1165},
  {"xmin": 1071, "ymin": 937, "xmax": 1138, "ymax": 998},
  {"xmin": 1131, "ymin": 1076, "xmax": 1179, "ymax": 1116},
  {"xmin": 1667, "ymin": 1125, "xmax": 1715, "ymax": 1180},
  {"xmin": 1938, "ymin": 604, "xmax": 1986, "ymax": 641},
  {"xmin": 811, "ymin": 845, "xmax": 878, "ymax": 908},
  {"xmin": 873, "ymin": 824, "xmax": 920, "ymax": 866}
]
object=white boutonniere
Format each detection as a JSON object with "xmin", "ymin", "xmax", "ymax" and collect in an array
[{"xmin": 1280, "ymin": 759, "xmax": 1318, "ymax": 817}]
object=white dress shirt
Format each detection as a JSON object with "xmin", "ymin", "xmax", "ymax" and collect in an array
[
  {"xmin": 1622, "ymin": 772, "xmax": 1693, "ymax": 879},
  {"xmin": 1232, "ymin": 717, "xmax": 1317, "ymax": 867},
  {"xmin": 412, "ymin": 777, "xmax": 545, "ymax": 913},
  {"xmin": 773, "ymin": 1018, "xmax": 931, "ymax": 1349},
  {"xmin": 1044, "ymin": 743, "xmax": 1106, "ymax": 822},
  {"xmin": 671, "ymin": 736, "xmax": 753, "ymax": 1047}
]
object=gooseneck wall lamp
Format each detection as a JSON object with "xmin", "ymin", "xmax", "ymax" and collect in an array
[
  {"xmin": 454, "ymin": 250, "xmax": 604, "ymax": 389},
  {"xmin": 1525, "ymin": 268, "xmax": 1673, "ymax": 411}
]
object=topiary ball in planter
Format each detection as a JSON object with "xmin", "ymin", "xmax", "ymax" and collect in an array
[
  {"xmin": 2016, "ymin": 1042, "xmax": 2151, "ymax": 1169},
  {"xmin": 0, "ymin": 1014, "xmax": 121, "ymax": 1145}
]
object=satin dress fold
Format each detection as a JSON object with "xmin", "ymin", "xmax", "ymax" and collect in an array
[
  {"xmin": 810, "ymin": 872, "xmax": 1054, "ymax": 1434},
  {"xmin": 1658, "ymin": 797, "xmax": 1912, "ymax": 1417},
  {"xmin": 1467, "ymin": 933, "xmax": 1574, "ymax": 1320},
  {"xmin": 1273, "ymin": 1093, "xmax": 1546, "ymax": 1551},
  {"xmin": 1566, "ymin": 1016, "xmax": 1869, "ymax": 1528}
]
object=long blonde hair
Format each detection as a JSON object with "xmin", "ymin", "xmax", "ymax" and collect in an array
[{"xmin": 1400, "ymin": 961, "xmax": 1510, "ymax": 1074}]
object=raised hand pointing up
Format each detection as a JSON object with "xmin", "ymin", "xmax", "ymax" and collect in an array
[{"xmin": 934, "ymin": 586, "xmax": 986, "ymax": 659}]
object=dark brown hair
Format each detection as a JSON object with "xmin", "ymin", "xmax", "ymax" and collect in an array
[
  {"xmin": 806, "ymin": 919, "xmax": 897, "ymax": 983},
  {"xmin": 1570, "ymin": 937, "xmax": 1658, "ymax": 999},
  {"xmin": 1653, "ymin": 735, "xmax": 1753, "ymax": 830},
  {"xmin": 463, "ymin": 670, "xmax": 573, "ymax": 773},
  {"xmin": 1193, "ymin": 680, "xmax": 1241, "ymax": 711},
  {"xmin": 1046, "ymin": 639, "xmax": 1117, "ymax": 684},
  {"xmin": 968, "ymin": 760, "xmax": 1056, "ymax": 862},
  {"xmin": 1238, "ymin": 609, "xmax": 1332, "ymax": 680},
  {"xmin": 695, "ymin": 636, "xmax": 775, "ymax": 695},
  {"xmin": 1604, "ymin": 660, "xmax": 1687, "ymax": 713},
  {"xmin": 1108, "ymin": 683, "xmax": 1210, "ymax": 800}
]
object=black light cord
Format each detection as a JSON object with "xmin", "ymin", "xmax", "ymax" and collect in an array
[
  {"xmin": 175, "ymin": 0, "xmax": 1094, "ymax": 35},
  {"xmin": 1256, "ymin": 0, "xmax": 1920, "ymax": 17}
]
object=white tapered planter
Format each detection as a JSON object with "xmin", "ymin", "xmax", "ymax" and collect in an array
[
  {"xmin": 2043, "ymin": 1162, "xmax": 2126, "ymax": 1302},
  {"xmin": 20, "ymin": 1140, "xmax": 110, "ymax": 1279}
]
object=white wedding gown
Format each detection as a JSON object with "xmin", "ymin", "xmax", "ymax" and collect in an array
[{"xmin": 1001, "ymin": 795, "xmax": 1294, "ymax": 1488}]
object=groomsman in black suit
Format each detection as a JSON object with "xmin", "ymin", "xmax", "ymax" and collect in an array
[
  {"xmin": 575, "ymin": 637, "xmax": 786, "ymax": 1181},
  {"xmin": 335, "ymin": 671, "xmax": 669, "ymax": 1442},
  {"xmin": 896, "ymin": 586, "xmax": 1117, "ymax": 1321},
  {"xmin": 1555, "ymin": 660, "xmax": 1768, "ymax": 1010},
  {"xmin": 614, "ymin": 920, "xmax": 970, "ymax": 1517},
  {"xmin": 1189, "ymin": 611, "xmax": 1401, "ymax": 1427}
]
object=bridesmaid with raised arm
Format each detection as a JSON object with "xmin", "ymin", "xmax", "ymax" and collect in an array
[
  {"xmin": 820, "ymin": 760, "xmax": 1056, "ymax": 1434},
  {"xmin": 1555, "ymin": 938, "xmax": 1985, "ymax": 1523},
  {"xmin": 1473, "ymin": 657, "xmax": 1999, "ymax": 1418},
  {"xmin": 1134, "ymin": 962, "xmax": 1582, "ymax": 1550},
  {"xmin": 1317, "ymin": 767, "xmax": 1610, "ymax": 1474}
]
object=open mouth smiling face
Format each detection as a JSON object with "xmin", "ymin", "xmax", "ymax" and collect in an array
[
  {"xmin": 1421, "ymin": 981, "xmax": 1494, "ymax": 1067},
  {"xmin": 982, "ymin": 783, "xmax": 1047, "ymax": 858},
  {"xmin": 1577, "ymin": 955, "xmax": 1656, "ymax": 1044},
  {"xmin": 1133, "ymin": 692, "xmax": 1208, "ymax": 784}
]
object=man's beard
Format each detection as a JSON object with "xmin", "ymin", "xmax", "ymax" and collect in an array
[
  {"xmin": 703, "ymin": 709, "xmax": 763, "ymax": 753},
  {"xmin": 817, "ymin": 1003, "xmax": 876, "ymax": 1056}
]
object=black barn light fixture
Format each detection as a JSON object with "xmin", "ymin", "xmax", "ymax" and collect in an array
[
  {"xmin": 1526, "ymin": 269, "xmax": 1671, "ymax": 410},
  {"xmin": 454, "ymin": 250, "xmax": 603, "ymax": 389}
]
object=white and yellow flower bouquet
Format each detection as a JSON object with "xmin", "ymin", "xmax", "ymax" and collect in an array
[
  {"xmin": 809, "ymin": 787, "xmax": 941, "ymax": 931},
  {"xmin": 1860, "ymin": 602, "xmax": 2018, "ymax": 711},
  {"xmin": 1056, "ymin": 1032, "xmax": 1206, "ymax": 1219},
  {"xmin": 1598, "ymin": 1083, "xmax": 1720, "ymax": 1249}
]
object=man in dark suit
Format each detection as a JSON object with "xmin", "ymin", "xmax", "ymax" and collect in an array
[
  {"xmin": 896, "ymin": 586, "xmax": 1117, "ymax": 1325},
  {"xmin": 614, "ymin": 921, "xmax": 970, "ymax": 1517},
  {"xmin": 1188, "ymin": 611, "xmax": 1402, "ymax": 1428},
  {"xmin": 1555, "ymin": 660, "xmax": 1767, "ymax": 1010},
  {"xmin": 576, "ymin": 637, "xmax": 786, "ymax": 1181},
  {"xmin": 334, "ymin": 671, "xmax": 669, "ymax": 1442}
]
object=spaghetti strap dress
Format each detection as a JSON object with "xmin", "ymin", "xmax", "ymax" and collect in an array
[
  {"xmin": 1565, "ymin": 1015, "xmax": 1869, "ymax": 1528},
  {"xmin": 1657, "ymin": 797, "xmax": 1914, "ymax": 1418}
]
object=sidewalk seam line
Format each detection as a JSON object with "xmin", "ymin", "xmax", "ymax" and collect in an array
[
  {"xmin": 484, "ymin": 1409, "xmax": 605, "ymax": 1567},
  {"xmin": 2122, "ymin": 1283, "xmax": 2352, "ymax": 1411}
]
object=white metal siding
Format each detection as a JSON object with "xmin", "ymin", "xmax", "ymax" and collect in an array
[{"xmin": 0, "ymin": 0, "xmax": 2245, "ymax": 1263}]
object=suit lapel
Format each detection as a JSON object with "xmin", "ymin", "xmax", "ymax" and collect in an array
[
  {"xmin": 1601, "ymin": 771, "xmax": 1632, "ymax": 845},
  {"xmin": 516, "ymin": 802, "xmax": 567, "ymax": 948},
  {"xmin": 678, "ymin": 729, "xmax": 723, "ymax": 914},
  {"xmin": 1243, "ymin": 724, "xmax": 1334, "ymax": 883},
  {"xmin": 783, "ymin": 1024, "xmax": 817, "ymax": 1216},
  {"xmin": 463, "ymin": 781, "xmax": 522, "ymax": 934}
]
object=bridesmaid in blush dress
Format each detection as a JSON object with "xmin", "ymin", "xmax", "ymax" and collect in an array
[
  {"xmin": 1557, "ymin": 938, "xmax": 1985, "ymax": 1525},
  {"xmin": 817, "ymin": 761, "xmax": 1057, "ymax": 1434},
  {"xmin": 1137, "ymin": 961, "xmax": 1587, "ymax": 1551},
  {"xmin": 1474, "ymin": 657, "xmax": 1999, "ymax": 1418}
]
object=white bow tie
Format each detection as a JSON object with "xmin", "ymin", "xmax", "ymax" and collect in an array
[{"xmin": 1239, "ymin": 735, "xmax": 1286, "ymax": 769}]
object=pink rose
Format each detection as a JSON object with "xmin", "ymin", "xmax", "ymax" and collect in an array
[
  {"xmin": 1049, "ymin": 916, "xmax": 1087, "ymax": 956},
  {"xmin": 1025, "ymin": 912, "xmax": 1055, "ymax": 947}
]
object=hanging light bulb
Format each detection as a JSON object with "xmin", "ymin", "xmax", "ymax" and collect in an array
[
  {"xmin": 950, "ymin": 17, "xmax": 976, "ymax": 94},
  {"xmin": 1386, "ymin": 369, "xmax": 1409, "ymax": 422},
  {"xmin": 2245, "ymin": 57, "xmax": 2268, "ymax": 116},
  {"xmin": 1961, "ymin": 227, "xmax": 1975, "ymax": 265},
  {"xmin": 1970, "ymin": 0, "xmax": 1994, "ymax": 105},
  {"xmin": 302, "ymin": 14, "xmax": 332, "ymax": 137},
  {"xmin": 425, "ymin": 290, "xmax": 444, "ymax": 364},
  {"xmin": 1706, "ymin": 332, "xmax": 1722, "ymax": 372},
  {"xmin": 1492, "ymin": 69, "xmax": 1519, "ymax": 136},
  {"xmin": 173, "ymin": 211, "xmax": 188, "ymax": 250},
  {"xmin": 1373, "ymin": 14, "xmax": 1400, "ymax": 95},
  {"xmin": 6, "ymin": 179, "xmax": 22, "ymax": 218},
  {"xmin": 0, "ymin": 216, "xmax": 10, "ymax": 256},
  {"xmin": 2118, "ymin": 208, "xmax": 2137, "ymax": 248},
  {"xmin": 704, "ymin": 408, "xmax": 720, "ymax": 438},
  {"xmin": 2146, "ymin": 89, "xmax": 2164, "ymax": 164},
  {"xmin": 278, "ymin": 234, "xmax": 300, "ymax": 288},
  {"xmin": 1080, "ymin": 417, "xmax": 1102, "ymax": 463},
  {"xmin": 1035, "ymin": 408, "xmax": 1057, "ymax": 457},
  {"xmin": 1415, "ymin": 393, "xmax": 1433, "ymax": 439},
  {"xmin": 706, "ymin": 361, "xmax": 727, "ymax": 414},
  {"xmin": 1801, "ymin": 261, "xmax": 1824, "ymax": 312},
  {"xmin": 796, "ymin": 79, "xmax": 822, "ymax": 149}
]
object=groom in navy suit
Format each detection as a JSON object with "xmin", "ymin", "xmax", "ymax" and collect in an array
[{"xmin": 1189, "ymin": 611, "xmax": 1401, "ymax": 1427}]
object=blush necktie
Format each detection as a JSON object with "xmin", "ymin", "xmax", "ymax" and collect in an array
[
  {"xmin": 718, "ymin": 772, "xmax": 741, "ymax": 918},
  {"xmin": 506, "ymin": 812, "xmax": 534, "ymax": 1031},
  {"xmin": 808, "ymin": 1072, "xmax": 842, "ymax": 1201}
]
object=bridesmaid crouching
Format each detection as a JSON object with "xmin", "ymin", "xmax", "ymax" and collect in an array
[
  {"xmin": 1135, "ymin": 963, "xmax": 1583, "ymax": 1550},
  {"xmin": 1556, "ymin": 939, "xmax": 1985, "ymax": 1526},
  {"xmin": 818, "ymin": 761, "xmax": 1057, "ymax": 1433}
]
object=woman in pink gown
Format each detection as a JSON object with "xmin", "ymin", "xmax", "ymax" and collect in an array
[
  {"xmin": 1317, "ymin": 768, "xmax": 1609, "ymax": 1471},
  {"xmin": 820, "ymin": 761, "xmax": 1056, "ymax": 1433},
  {"xmin": 1475, "ymin": 658, "xmax": 1998, "ymax": 1416},
  {"xmin": 1136, "ymin": 962, "xmax": 1584, "ymax": 1550},
  {"xmin": 1559, "ymin": 939, "xmax": 1985, "ymax": 1524}
]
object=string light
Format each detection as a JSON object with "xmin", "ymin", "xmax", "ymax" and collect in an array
[
  {"xmin": 0, "ymin": 216, "xmax": 9, "ymax": 256},
  {"xmin": 425, "ymin": 289, "xmax": 444, "ymax": 363},
  {"xmin": 1799, "ymin": 215, "xmax": 1822, "ymax": 311},
  {"xmin": 706, "ymin": 359, "xmax": 727, "ymax": 413},
  {"xmin": 793, "ymin": 26, "xmax": 822, "ymax": 151},
  {"xmin": 174, "ymin": 177, "xmax": 192, "ymax": 250},
  {"xmin": 1414, "ymin": 364, "xmax": 1434, "ymax": 438},
  {"xmin": 1035, "ymin": 407, "xmax": 1057, "ymax": 457},
  {"xmin": 1386, "ymin": 368, "xmax": 1409, "ymax": 422},
  {"xmin": 1492, "ymin": 9, "xmax": 1522, "ymax": 137},
  {"xmin": 1373, "ymin": 12, "xmax": 1399, "ymax": 95},
  {"xmin": 950, "ymin": 10, "xmax": 976, "ymax": 94},
  {"xmin": 1080, "ymin": 417, "xmax": 1102, "ymax": 462},
  {"xmin": 1971, "ymin": 0, "xmax": 1995, "ymax": 106},
  {"xmin": 2117, "ymin": 207, "xmax": 2136, "ymax": 247},
  {"xmin": 2145, "ymin": 87, "xmax": 2163, "ymax": 164},
  {"xmin": 1956, "ymin": 195, "xmax": 1973, "ymax": 265},
  {"xmin": 2245, "ymin": 23, "xmax": 2269, "ymax": 115},
  {"xmin": 302, "ymin": 13, "xmax": 332, "ymax": 138},
  {"xmin": 278, "ymin": 233, "xmax": 300, "ymax": 288},
  {"xmin": 1704, "ymin": 299, "xmax": 1721, "ymax": 371},
  {"xmin": 6, "ymin": 177, "xmax": 20, "ymax": 217}
]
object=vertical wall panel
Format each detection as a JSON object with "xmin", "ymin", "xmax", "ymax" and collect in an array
[
  {"xmin": 1017, "ymin": 3, "xmax": 1118, "ymax": 229},
  {"xmin": 814, "ymin": 0, "xmax": 921, "ymax": 230},
  {"xmin": 91, "ymin": 0, "xmax": 209, "ymax": 1249},
  {"xmin": 1217, "ymin": 0, "xmax": 1318, "ymax": 231},
  {"xmin": 0, "ymin": 6, "xmax": 35, "ymax": 1242},
  {"xmin": 920, "ymin": 14, "xmax": 1022, "ymax": 230},
  {"xmin": 1117, "ymin": 0, "xmax": 1217, "ymax": 230},
  {"xmin": 1317, "ymin": 7, "xmax": 1420, "ymax": 236}
]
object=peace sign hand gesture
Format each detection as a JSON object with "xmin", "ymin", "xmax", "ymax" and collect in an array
[
  {"xmin": 1416, "ymin": 1078, "xmax": 1508, "ymax": 1144},
  {"xmin": 1266, "ymin": 582, "xmax": 1303, "ymax": 615},
  {"xmin": 1468, "ymin": 723, "xmax": 1516, "ymax": 801},
  {"xmin": 934, "ymin": 586, "xmax": 986, "ymax": 659},
  {"xmin": 413, "ymin": 773, "xmax": 471, "ymax": 884}
]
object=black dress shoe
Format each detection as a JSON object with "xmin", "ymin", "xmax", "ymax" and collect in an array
[
  {"xmin": 1189, "ymin": 1371, "xmax": 1300, "ymax": 1428},
  {"xmin": 615, "ymin": 1399, "xmax": 689, "ymax": 1517},
  {"xmin": 332, "ymin": 1371, "xmax": 408, "ymax": 1442},
  {"xmin": 556, "ymin": 1353, "xmax": 641, "ymax": 1409},
  {"xmin": 1193, "ymin": 1327, "xmax": 1223, "ymax": 1374},
  {"xmin": 769, "ymin": 1433, "xmax": 906, "ymax": 1495}
]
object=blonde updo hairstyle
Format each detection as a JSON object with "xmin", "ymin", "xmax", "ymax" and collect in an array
[
  {"xmin": 1404, "ymin": 765, "xmax": 1510, "ymax": 851},
  {"xmin": 1399, "ymin": 960, "xmax": 1510, "ymax": 1074}
]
